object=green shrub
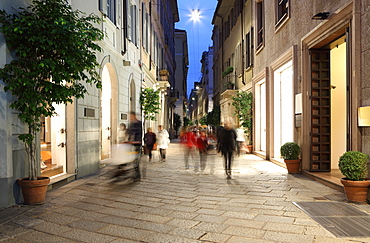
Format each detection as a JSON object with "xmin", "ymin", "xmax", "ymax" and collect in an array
[
  {"xmin": 222, "ymin": 66, "xmax": 234, "ymax": 77},
  {"xmin": 280, "ymin": 142, "xmax": 300, "ymax": 160},
  {"xmin": 338, "ymin": 151, "xmax": 369, "ymax": 181}
]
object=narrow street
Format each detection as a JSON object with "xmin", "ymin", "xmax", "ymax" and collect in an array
[{"xmin": 1, "ymin": 141, "xmax": 370, "ymax": 242}]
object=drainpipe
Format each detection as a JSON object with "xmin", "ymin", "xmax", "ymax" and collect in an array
[
  {"xmin": 215, "ymin": 14, "xmax": 224, "ymax": 99},
  {"xmin": 121, "ymin": 0, "xmax": 128, "ymax": 56},
  {"xmin": 240, "ymin": 2, "xmax": 245, "ymax": 85}
]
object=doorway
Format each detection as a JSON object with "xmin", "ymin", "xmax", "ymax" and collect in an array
[
  {"xmin": 309, "ymin": 36, "xmax": 347, "ymax": 171},
  {"xmin": 101, "ymin": 65, "xmax": 112, "ymax": 161},
  {"xmin": 273, "ymin": 60, "xmax": 294, "ymax": 159},
  {"xmin": 40, "ymin": 103, "xmax": 66, "ymax": 178}
]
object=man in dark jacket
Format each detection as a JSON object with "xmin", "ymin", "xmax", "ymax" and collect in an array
[
  {"xmin": 218, "ymin": 119, "xmax": 237, "ymax": 178},
  {"xmin": 126, "ymin": 111, "xmax": 142, "ymax": 180}
]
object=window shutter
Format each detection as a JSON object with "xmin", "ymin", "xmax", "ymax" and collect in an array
[
  {"xmin": 99, "ymin": 0, "xmax": 108, "ymax": 15},
  {"xmin": 127, "ymin": 3, "xmax": 132, "ymax": 41}
]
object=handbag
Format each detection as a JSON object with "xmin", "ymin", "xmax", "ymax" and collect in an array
[{"xmin": 153, "ymin": 143, "xmax": 158, "ymax": 150}]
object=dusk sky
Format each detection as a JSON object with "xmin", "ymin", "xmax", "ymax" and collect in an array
[{"xmin": 175, "ymin": 0, "xmax": 217, "ymax": 98}]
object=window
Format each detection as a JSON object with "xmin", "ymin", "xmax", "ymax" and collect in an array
[
  {"xmin": 107, "ymin": 0, "xmax": 116, "ymax": 24},
  {"xmin": 127, "ymin": 2, "xmax": 132, "ymax": 41},
  {"xmin": 99, "ymin": 0, "xmax": 116, "ymax": 24},
  {"xmin": 256, "ymin": 1, "xmax": 264, "ymax": 50},
  {"xmin": 276, "ymin": 0, "xmax": 289, "ymax": 26},
  {"xmin": 245, "ymin": 30, "xmax": 253, "ymax": 68}
]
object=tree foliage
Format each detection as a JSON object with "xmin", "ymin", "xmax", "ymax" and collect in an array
[
  {"xmin": 173, "ymin": 113, "xmax": 181, "ymax": 134},
  {"xmin": 0, "ymin": 0, "xmax": 104, "ymax": 180},
  {"xmin": 140, "ymin": 87, "xmax": 160, "ymax": 121},
  {"xmin": 232, "ymin": 91, "xmax": 253, "ymax": 144}
]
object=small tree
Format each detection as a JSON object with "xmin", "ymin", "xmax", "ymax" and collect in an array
[
  {"xmin": 232, "ymin": 91, "xmax": 253, "ymax": 144},
  {"xmin": 207, "ymin": 106, "xmax": 220, "ymax": 127},
  {"xmin": 173, "ymin": 113, "xmax": 181, "ymax": 136},
  {"xmin": 0, "ymin": 0, "xmax": 104, "ymax": 180},
  {"xmin": 183, "ymin": 117, "xmax": 190, "ymax": 127},
  {"xmin": 139, "ymin": 87, "xmax": 160, "ymax": 130}
]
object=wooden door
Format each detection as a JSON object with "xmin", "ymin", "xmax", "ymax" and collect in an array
[{"xmin": 310, "ymin": 50, "xmax": 331, "ymax": 172}]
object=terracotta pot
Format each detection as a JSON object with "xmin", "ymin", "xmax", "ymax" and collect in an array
[
  {"xmin": 17, "ymin": 177, "xmax": 50, "ymax": 205},
  {"xmin": 246, "ymin": 145, "xmax": 253, "ymax": 154},
  {"xmin": 340, "ymin": 178, "xmax": 370, "ymax": 203},
  {"xmin": 284, "ymin": 159, "xmax": 300, "ymax": 173}
]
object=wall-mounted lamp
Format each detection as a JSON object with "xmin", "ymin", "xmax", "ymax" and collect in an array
[{"xmin": 312, "ymin": 12, "xmax": 330, "ymax": 20}]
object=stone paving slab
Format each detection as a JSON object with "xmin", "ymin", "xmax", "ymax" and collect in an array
[{"xmin": 2, "ymin": 142, "xmax": 370, "ymax": 242}]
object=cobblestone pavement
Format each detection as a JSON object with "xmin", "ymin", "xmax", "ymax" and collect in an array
[{"xmin": 1, "ymin": 141, "xmax": 370, "ymax": 242}]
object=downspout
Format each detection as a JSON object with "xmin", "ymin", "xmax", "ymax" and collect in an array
[
  {"xmin": 240, "ymin": 2, "xmax": 245, "ymax": 85},
  {"xmin": 121, "ymin": 0, "xmax": 128, "ymax": 56},
  {"xmin": 215, "ymin": 14, "xmax": 224, "ymax": 99}
]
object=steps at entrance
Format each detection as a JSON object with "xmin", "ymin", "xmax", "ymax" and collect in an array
[{"xmin": 41, "ymin": 164, "xmax": 63, "ymax": 177}]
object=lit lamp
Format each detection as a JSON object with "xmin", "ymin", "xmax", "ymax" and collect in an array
[{"xmin": 312, "ymin": 12, "xmax": 330, "ymax": 20}]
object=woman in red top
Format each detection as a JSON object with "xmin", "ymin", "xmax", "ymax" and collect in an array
[
  {"xmin": 181, "ymin": 127, "xmax": 196, "ymax": 170},
  {"xmin": 197, "ymin": 131, "xmax": 209, "ymax": 172}
]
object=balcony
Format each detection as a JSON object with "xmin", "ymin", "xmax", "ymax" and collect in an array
[
  {"xmin": 220, "ymin": 74, "xmax": 236, "ymax": 94},
  {"xmin": 168, "ymin": 88, "xmax": 179, "ymax": 103}
]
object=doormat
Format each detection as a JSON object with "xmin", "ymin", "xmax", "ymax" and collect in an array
[{"xmin": 293, "ymin": 201, "xmax": 370, "ymax": 237}]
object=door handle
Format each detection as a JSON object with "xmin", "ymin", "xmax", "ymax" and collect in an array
[{"xmin": 58, "ymin": 142, "xmax": 66, "ymax": 148}]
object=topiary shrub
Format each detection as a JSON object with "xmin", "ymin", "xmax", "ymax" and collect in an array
[
  {"xmin": 338, "ymin": 151, "xmax": 369, "ymax": 181},
  {"xmin": 280, "ymin": 142, "xmax": 300, "ymax": 160}
]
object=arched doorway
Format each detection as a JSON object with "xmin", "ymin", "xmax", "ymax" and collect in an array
[
  {"xmin": 130, "ymin": 79, "xmax": 136, "ymax": 113},
  {"xmin": 101, "ymin": 65, "xmax": 112, "ymax": 160}
]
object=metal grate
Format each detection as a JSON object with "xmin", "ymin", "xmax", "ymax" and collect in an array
[{"xmin": 294, "ymin": 201, "xmax": 370, "ymax": 237}]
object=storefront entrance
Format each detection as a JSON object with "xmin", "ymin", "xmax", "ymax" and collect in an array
[
  {"xmin": 309, "ymin": 35, "xmax": 348, "ymax": 172},
  {"xmin": 40, "ymin": 103, "xmax": 66, "ymax": 178}
]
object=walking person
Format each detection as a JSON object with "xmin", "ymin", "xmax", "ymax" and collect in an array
[
  {"xmin": 197, "ymin": 130, "xmax": 209, "ymax": 172},
  {"xmin": 181, "ymin": 126, "xmax": 196, "ymax": 170},
  {"xmin": 126, "ymin": 111, "xmax": 143, "ymax": 180},
  {"xmin": 144, "ymin": 127, "xmax": 156, "ymax": 163},
  {"xmin": 118, "ymin": 123, "xmax": 128, "ymax": 144},
  {"xmin": 218, "ymin": 118, "xmax": 237, "ymax": 178},
  {"xmin": 157, "ymin": 125, "xmax": 170, "ymax": 162}
]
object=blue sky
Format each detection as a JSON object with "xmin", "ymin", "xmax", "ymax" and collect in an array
[{"xmin": 175, "ymin": 0, "xmax": 217, "ymax": 98}]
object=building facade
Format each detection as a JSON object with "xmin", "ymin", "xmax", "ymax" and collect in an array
[
  {"xmin": 212, "ymin": 0, "xmax": 253, "ymax": 125},
  {"xmin": 212, "ymin": 0, "xmax": 370, "ymax": 177},
  {"xmin": 174, "ymin": 29, "xmax": 189, "ymax": 132},
  {"xmin": 0, "ymin": 0, "xmax": 179, "ymax": 208},
  {"xmin": 196, "ymin": 47, "xmax": 214, "ymax": 123}
]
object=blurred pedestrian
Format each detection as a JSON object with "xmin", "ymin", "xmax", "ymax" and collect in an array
[
  {"xmin": 118, "ymin": 123, "xmax": 127, "ymax": 144},
  {"xmin": 197, "ymin": 130, "xmax": 209, "ymax": 172},
  {"xmin": 181, "ymin": 126, "xmax": 196, "ymax": 170},
  {"xmin": 126, "ymin": 111, "xmax": 143, "ymax": 179},
  {"xmin": 144, "ymin": 127, "xmax": 156, "ymax": 163},
  {"xmin": 113, "ymin": 111, "xmax": 142, "ymax": 181},
  {"xmin": 157, "ymin": 125, "xmax": 170, "ymax": 162},
  {"xmin": 218, "ymin": 118, "xmax": 237, "ymax": 178}
]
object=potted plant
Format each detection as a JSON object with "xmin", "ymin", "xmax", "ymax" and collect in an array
[
  {"xmin": 222, "ymin": 66, "xmax": 234, "ymax": 77},
  {"xmin": 280, "ymin": 142, "xmax": 301, "ymax": 173},
  {"xmin": 338, "ymin": 151, "xmax": 370, "ymax": 203},
  {"xmin": 0, "ymin": 0, "xmax": 103, "ymax": 204},
  {"xmin": 232, "ymin": 91, "xmax": 253, "ymax": 153},
  {"xmin": 225, "ymin": 81, "xmax": 235, "ymax": 90},
  {"xmin": 159, "ymin": 69, "xmax": 169, "ymax": 81}
]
